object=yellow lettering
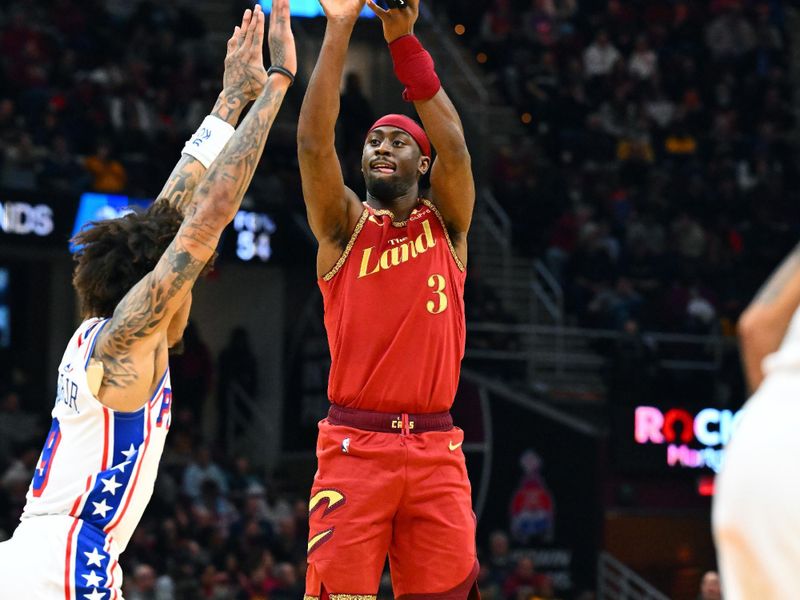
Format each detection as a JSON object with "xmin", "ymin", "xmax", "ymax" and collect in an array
[
  {"xmin": 379, "ymin": 247, "xmax": 402, "ymax": 270},
  {"xmin": 415, "ymin": 220, "xmax": 436, "ymax": 254},
  {"xmin": 357, "ymin": 220, "xmax": 437, "ymax": 279},
  {"xmin": 358, "ymin": 247, "xmax": 381, "ymax": 278},
  {"xmin": 427, "ymin": 273, "xmax": 449, "ymax": 314}
]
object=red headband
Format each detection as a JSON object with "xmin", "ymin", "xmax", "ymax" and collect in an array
[{"xmin": 368, "ymin": 114, "xmax": 431, "ymax": 157}]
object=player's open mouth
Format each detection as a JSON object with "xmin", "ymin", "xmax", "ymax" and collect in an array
[{"xmin": 370, "ymin": 161, "xmax": 396, "ymax": 174}]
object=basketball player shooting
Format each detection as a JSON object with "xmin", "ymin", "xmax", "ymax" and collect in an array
[
  {"xmin": 297, "ymin": 0, "xmax": 479, "ymax": 597},
  {"xmin": 0, "ymin": 3, "xmax": 295, "ymax": 597},
  {"xmin": 713, "ymin": 242, "xmax": 800, "ymax": 598}
]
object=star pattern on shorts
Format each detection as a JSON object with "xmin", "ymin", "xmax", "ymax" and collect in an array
[
  {"xmin": 100, "ymin": 475, "xmax": 122, "ymax": 496},
  {"xmin": 120, "ymin": 443, "xmax": 137, "ymax": 460},
  {"xmin": 113, "ymin": 460, "xmax": 131, "ymax": 473},
  {"xmin": 84, "ymin": 547, "xmax": 105, "ymax": 567},
  {"xmin": 91, "ymin": 499, "xmax": 112, "ymax": 518},
  {"xmin": 82, "ymin": 570, "xmax": 103, "ymax": 588},
  {"xmin": 84, "ymin": 588, "xmax": 105, "ymax": 600}
]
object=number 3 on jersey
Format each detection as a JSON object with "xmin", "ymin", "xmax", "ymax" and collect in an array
[
  {"xmin": 427, "ymin": 273, "xmax": 449, "ymax": 315},
  {"xmin": 31, "ymin": 418, "xmax": 62, "ymax": 497}
]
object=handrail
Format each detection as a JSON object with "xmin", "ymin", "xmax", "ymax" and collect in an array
[
  {"xmin": 469, "ymin": 322, "xmax": 725, "ymax": 344},
  {"xmin": 481, "ymin": 187, "xmax": 512, "ymax": 244},
  {"xmin": 462, "ymin": 369, "xmax": 603, "ymax": 436},
  {"xmin": 597, "ymin": 552, "xmax": 670, "ymax": 600},
  {"xmin": 466, "ymin": 321, "xmax": 730, "ymax": 378},
  {"xmin": 533, "ymin": 259, "xmax": 564, "ymax": 325},
  {"xmin": 532, "ymin": 280, "xmax": 561, "ymax": 323}
]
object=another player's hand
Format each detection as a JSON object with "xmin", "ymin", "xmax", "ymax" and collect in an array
[
  {"xmin": 367, "ymin": 0, "xmax": 418, "ymax": 42},
  {"xmin": 318, "ymin": 0, "xmax": 366, "ymax": 22},
  {"xmin": 223, "ymin": 5, "xmax": 269, "ymax": 101},
  {"xmin": 269, "ymin": 0, "xmax": 297, "ymax": 77}
]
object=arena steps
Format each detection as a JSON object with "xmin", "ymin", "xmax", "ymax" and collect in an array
[{"xmin": 468, "ymin": 198, "xmax": 610, "ymax": 404}]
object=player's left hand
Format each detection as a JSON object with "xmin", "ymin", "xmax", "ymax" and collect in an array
[
  {"xmin": 223, "ymin": 5, "xmax": 269, "ymax": 101},
  {"xmin": 268, "ymin": 0, "xmax": 297, "ymax": 77},
  {"xmin": 366, "ymin": 0, "xmax": 419, "ymax": 43}
]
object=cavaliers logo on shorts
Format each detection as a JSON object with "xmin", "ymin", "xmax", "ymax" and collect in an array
[{"xmin": 308, "ymin": 489, "xmax": 346, "ymax": 555}]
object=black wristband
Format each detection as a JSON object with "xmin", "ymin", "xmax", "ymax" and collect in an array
[{"xmin": 268, "ymin": 66, "xmax": 295, "ymax": 86}]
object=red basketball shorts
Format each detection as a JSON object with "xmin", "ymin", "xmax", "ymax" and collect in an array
[{"xmin": 304, "ymin": 419, "xmax": 479, "ymax": 599}]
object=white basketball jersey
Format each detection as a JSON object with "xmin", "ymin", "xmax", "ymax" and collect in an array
[
  {"xmin": 762, "ymin": 305, "xmax": 800, "ymax": 375},
  {"xmin": 22, "ymin": 318, "xmax": 173, "ymax": 553}
]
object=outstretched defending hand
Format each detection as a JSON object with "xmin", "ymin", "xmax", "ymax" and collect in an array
[
  {"xmin": 224, "ymin": 5, "xmax": 269, "ymax": 101},
  {"xmin": 318, "ymin": 0, "xmax": 366, "ymax": 22},
  {"xmin": 367, "ymin": 0, "xmax": 418, "ymax": 42},
  {"xmin": 269, "ymin": 0, "xmax": 297, "ymax": 77}
]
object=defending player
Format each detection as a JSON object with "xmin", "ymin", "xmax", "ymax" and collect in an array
[
  {"xmin": 297, "ymin": 0, "xmax": 478, "ymax": 597},
  {"xmin": 0, "ymin": 3, "xmax": 295, "ymax": 597},
  {"xmin": 713, "ymin": 241, "xmax": 800, "ymax": 597}
]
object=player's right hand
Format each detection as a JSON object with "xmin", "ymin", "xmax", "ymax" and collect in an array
[
  {"xmin": 318, "ymin": 0, "xmax": 366, "ymax": 21},
  {"xmin": 224, "ymin": 5, "xmax": 269, "ymax": 101},
  {"xmin": 269, "ymin": 0, "xmax": 297, "ymax": 77}
]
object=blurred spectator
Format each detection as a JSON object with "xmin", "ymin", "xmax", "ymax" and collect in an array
[
  {"xmin": 83, "ymin": 141, "xmax": 127, "ymax": 193},
  {"xmin": 628, "ymin": 35, "xmax": 657, "ymax": 81},
  {"xmin": 125, "ymin": 563, "xmax": 175, "ymax": 600},
  {"xmin": 486, "ymin": 530, "xmax": 514, "ymax": 588},
  {"xmin": 503, "ymin": 556, "xmax": 549, "ymax": 599},
  {"xmin": 706, "ymin": 5, "xmax": 755, "ymax": 60},
  {"xmin": 39, "ymin": 134, "xmax": 90, "ymax": 193},
  {"xmin": 583, "ymin": 31, "xmax": 621, "ymax": 78},
  {"xmin": 270, "ymin": 561, "xmax": 305, "ymax": 600},
  {"xmin": 227, "ymin": 455, "xmax": 261, "ymax": 501},
  {"xmin": 698, "ymin": 570, "xmax": 722, "ymax": 600},
  {"xmin": 182, "ymin": 446, "xmax": 229, "ymax": 501},
  {"xmin": 1, "ymin": 132, "xmax": 45, "ymax": 190}
]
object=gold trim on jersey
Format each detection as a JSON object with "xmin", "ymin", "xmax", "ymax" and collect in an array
[
  {"xmin": 304, "ymin": 596, "xmax": 319, "ymax": 600},
  {"xmin": 370, "ymin": 207, "xmax": 410, "ymax": 228},
  {"xmin": 329, "ymin": 595, "xmax": 377, "ymax": 600},
  {"xmin": 421, "ymin": 199, "xmax": 466, "ymax": 272},
  {"xmin": 322, "ymin": 209, "xmax": 370, "ymax": 282}
]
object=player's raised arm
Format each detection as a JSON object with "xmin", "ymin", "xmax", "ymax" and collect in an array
[
  {"xmin": 92, "ymin": 2, "xmax": 296, "ymax": 397},
  {"xmin": 738, "ymin": 242, "xmax": 800, "ymax": 393},
  {"xmin": 156, "ymin": 9, "xmax": 267, "ymax": 216},
  {"xmin": 297, "ymin": 0, "xmax": 366, "ymax": 271},
  {"xmin": 368, "ymin": 0, "xmax": 474, "ymax": 264}
]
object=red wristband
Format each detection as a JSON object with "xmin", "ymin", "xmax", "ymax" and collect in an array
[{"xmin": 389, "ymin": 34, "xmax": 442, "ymax": 102}]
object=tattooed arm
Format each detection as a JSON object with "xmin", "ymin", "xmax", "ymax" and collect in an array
[
  {"xmin": 93, "ymin": 1, "xmax": 295, "ymax": 410},
  {"xmin": 739, "ymin": 242, "xmax": 800, "ymax": 393},
  {"xmin": 157, "ymin": 8, "xmax": 268, "ymax": 216}
]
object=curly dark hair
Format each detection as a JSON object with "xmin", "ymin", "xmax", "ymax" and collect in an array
[{"xmin": 71, "ymin": 201, "xmax": 214, "ymax": 319}]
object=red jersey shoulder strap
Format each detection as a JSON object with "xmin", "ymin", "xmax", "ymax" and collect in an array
[{"xmin": 421, "ymin": 199, "xmax": 465, "ymax": 272}]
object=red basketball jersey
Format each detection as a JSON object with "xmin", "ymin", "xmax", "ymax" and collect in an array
[{"xmin": 319, "ymin": 199, "xmax": 466, "ymax": 414}]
